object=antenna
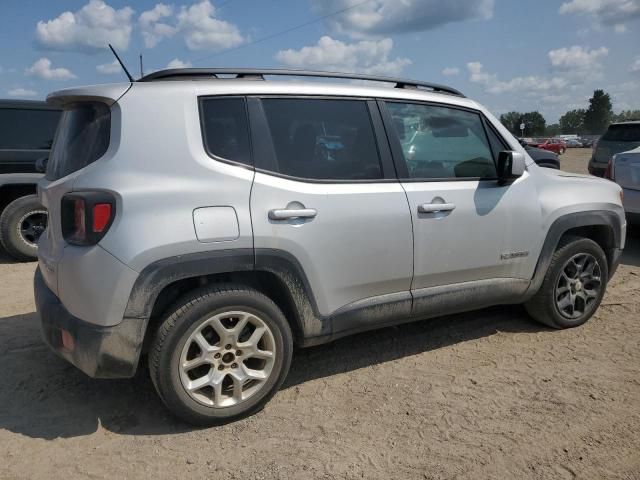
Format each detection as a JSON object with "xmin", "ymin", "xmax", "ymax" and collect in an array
[
  {"xmin": 108, "ymin": 43, "xmax": 134, "ymax": 82},
  {"xmin": 139, "ymin": 54, "xmax": 144, "ymax": 78}
]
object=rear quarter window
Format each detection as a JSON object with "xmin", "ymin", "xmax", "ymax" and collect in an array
[
  {"xmin": 46, "ymin": 102, "xmax": 111, "ymax": 181},
  {"xmin": 199, "ymin": 97, "xmax": 252, "ymax": 167}
]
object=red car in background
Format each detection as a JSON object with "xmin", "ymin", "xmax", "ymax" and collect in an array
[{"xmin": 528, "ymin": 138, "xmax": 566, "ymax": 155}]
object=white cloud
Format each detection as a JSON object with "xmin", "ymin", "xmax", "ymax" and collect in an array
[
  {"xmin": 614, "ymin": 23, "xmax": 627, "ymax": 32},
  {"xmin": 167, "ymin": 58, "xmax": 192, "ymax": 68},
  {"xmin": 467, "ymin": 62, "xmax": 569, "ymax": 94},
  {"xmin": 313, "ymin": 0, "xmax": 494, "ymax": 37},
  {"xmin": 7, "ymin": 88, "xmax": 38, "ymax": 98},
  {"xmin": 177, "ymin": 0, "xmax": 245, "ymax": 51},
  {"xmin": 276, "ymin": 36, "xmax": 411, "ymax": 76},
  {"xmin": 96, "ymin": 60, "xmax": 121, "ymax": 74},
  {"xmin": 139, "ymin": 3, "xmax": 177, "ymax": 48},
  {"xmin": 26, "ymin": 58, "xmax": 76, "ymax": 80},
  {"xmin": 631, "ymin": 56, "xmax": 640, "ymax": 72},
  {"xmin": 559, "ymin": 0, "xmax": 640, "ymax": 29},
  {"xmin": 442, "ymin": 67, "xmax": 460, "ymax": 76},
  {"xmin": 548, "ymin": 45, "xmax": 608, "ymax": 70},
  {"xmin": 35, "ymin": 0, "xmax": 134, "ymax": 53}
]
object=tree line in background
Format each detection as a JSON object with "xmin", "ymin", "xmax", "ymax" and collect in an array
[{"xmin": 499, "ymin": 90, "xmax": 640, "ymax": 138}]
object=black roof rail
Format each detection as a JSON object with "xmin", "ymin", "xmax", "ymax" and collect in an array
[{"xmin": 139, "ymin": 68, "xmax": 464, "ymax": 97}]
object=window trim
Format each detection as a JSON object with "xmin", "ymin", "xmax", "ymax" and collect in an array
[
  {"xmin": 378, "ymin": 98, "xmax": 504, "ymax": 183},
  {"xmin": 248, "ymin": 95, "xmax": 395, "ymax": 184},
  {"xmin": 197, "ymin": 95, "xmax": 254, "ymax": 171}
]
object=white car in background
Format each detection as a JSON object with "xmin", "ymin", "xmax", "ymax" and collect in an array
[{"xmin": 607, "ymin": 146, "xmax": 640, "ymax": 223}]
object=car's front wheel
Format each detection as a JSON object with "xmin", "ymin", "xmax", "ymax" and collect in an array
[
  {"xmin": 149, "ymin": 284, "xmax": 293, "ymax": 426},
  {"xmin": 525, "ymin": 236, "xmax": 608, "ymax": 329}
]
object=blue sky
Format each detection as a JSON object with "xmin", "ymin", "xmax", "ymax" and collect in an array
[{"xmin": 1, "ymin": 0, "xmax": 638, "ymax": 122}]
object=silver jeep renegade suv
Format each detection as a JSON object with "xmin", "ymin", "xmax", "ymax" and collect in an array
[{"xmin": 35, "ymin": 68, "xmax": 626, "ymax": 425}]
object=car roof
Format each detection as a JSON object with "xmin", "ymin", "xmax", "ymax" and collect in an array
[
  {"xmin": 49, "ymin": 79, "xmax": 483, "ymax": 112},
  {"xmin": 49, "ymin": 68, "xmax": 480, "ymax": 110},
  {"xmin": 140, "ymin": 68, "xmax": 465, "ymax": 97},
  {"xmin": 610, "ymin": 121, "xmax": 640, "ymax": 125}
]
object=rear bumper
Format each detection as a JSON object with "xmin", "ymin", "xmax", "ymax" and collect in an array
[
  {"xmin": 34, "ymin": 267, "xmax": 146, "ymax": 378},
  {"xmin": 588, "ymin": 164, "xmax": 606, "ymax": 177}
]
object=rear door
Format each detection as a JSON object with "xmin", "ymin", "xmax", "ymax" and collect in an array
[
  {"xmin": 248, "ymin": 97, "xmax": 413, "ymax": 330},
  {"xmin": 380, "ymin": 100, "xmax": 542, "ymax": 291}
]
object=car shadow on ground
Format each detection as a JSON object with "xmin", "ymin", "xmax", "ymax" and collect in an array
[
  {"xmin": 0, "ymin": 305, "xmax": 546, "ymax": 439},
  {"xmin": 0, "ymin": 250, "xmax": 22, "ymax": 265},
  {"xmin": 0, "ymin": 226, "xmax": 636, "ymax": 439}
]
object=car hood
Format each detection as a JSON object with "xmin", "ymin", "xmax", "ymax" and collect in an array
[{"xmin": 539, "ymin": 167, "xmax": 594, "ymax": 180}]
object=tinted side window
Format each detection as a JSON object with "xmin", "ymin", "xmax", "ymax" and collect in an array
[
  {"xmin": 386, "ymin": 102, "xmax": 497, "ymax": 179},
  {"xmin": 261, "ymin": 98, "xmax": 382, "ymax": 180},
  {"xmin": 200, "ymin": 97, "xmax": 252, "ymax": 166},
  {"xmin": 0, "ymin": 108, "xmax": 61, "ymax": 150}
]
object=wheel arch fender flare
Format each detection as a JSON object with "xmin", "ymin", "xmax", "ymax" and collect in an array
[
  {"xmin": 525, "ymin": 209, "xmax": 623, "ymax": 298},
  {"xmin": 123, "ymin": 248, "xmax": 326, "ymax": 341}
]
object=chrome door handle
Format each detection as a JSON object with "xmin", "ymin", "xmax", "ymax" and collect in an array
[
  {"xmin": 268, "ymin": 208, "xmax": 317, "ymax": 220},
  {"xmin": 418, "ymin": 203, "xmax": 456, "ymax": 214}
]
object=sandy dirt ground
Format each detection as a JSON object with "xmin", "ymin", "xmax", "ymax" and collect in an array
[{"xmin": 1, "ymin": 148, "xmax": 639, "ymax": 479}]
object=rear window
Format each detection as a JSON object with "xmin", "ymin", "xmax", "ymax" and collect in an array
[
  {"xmin": 46, "ymin": 102, "xmax": 111, "ymax": 180},
  {"xmin": 0, "ymin": 107, "xmax": 60, "ymax": 150},
  {"xmin": 602, "ymin": 124, "xmax": 640, "ymax": 142}
]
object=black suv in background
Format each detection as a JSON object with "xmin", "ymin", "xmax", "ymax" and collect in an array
[
  {"xmin": 517, "ymin": 138, "xmax": 560, "ymax": 169},
  {"xmin": 589, "ymin": 121, "xmax": 640, "ymax": 177},
  {"xmin": 0, "ymin": 100, "xmax": 61, "ymax": 260}
]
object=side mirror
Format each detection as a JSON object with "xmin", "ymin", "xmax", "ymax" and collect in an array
[
  {"xmin": 497, "ymin": 151, "xmax": 525, "ymax": 185},
  {"xmin": 35, "ymin": 157, "xmax": 49, "ymax": 173}
]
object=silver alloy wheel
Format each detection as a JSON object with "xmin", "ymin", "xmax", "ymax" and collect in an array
[
  {"xmin": 179, "ymin": 310, "xmax": 276, "ymax": 408},
  {"xmin": 17, "ymin": 210, "xmax": 48, "ymax": 247},
  {"xmin": 555, "ymin": 253, "xmax": 602, "ymax": 319}
]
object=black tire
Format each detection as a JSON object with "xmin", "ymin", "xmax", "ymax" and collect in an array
[
  {"xmin": 148, "ymin": 284, "xmax": 293, "ymax": 426},
  {"xmin": 525, "ymin": 236, "xmax": 608, "ymax": 329},
  {"xmin": 0, "ymin": 195, "xmax": 47, "ymax": 262}
]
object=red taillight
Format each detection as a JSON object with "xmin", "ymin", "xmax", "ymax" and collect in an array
[
  {"xmin": 604, "ymin": 158, "xmax": 613, "ymax": 179},
  {"xmin": 72, "ymin": 199, "xmax": 86, "ymax": 240},
  {"xmin": 62, "ymin": 192, "xmax": 115, "ymax": 245},
  {"xmin": 92, "ymin": 203, "xmax": 112, "ymax": 232}
]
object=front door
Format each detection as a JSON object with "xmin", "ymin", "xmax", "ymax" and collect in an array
[{"xmin": 381, "ymin": 100, "xmax": 542, "ymax": 291}]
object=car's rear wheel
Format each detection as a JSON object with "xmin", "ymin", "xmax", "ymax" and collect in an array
[
  {"xmin": 525, "ymin": 236, "xmax": 608, "ymax": 329},
  {"xmin": 149, "ymin": 284, "xmax": 293, "ymax": 426},
  {"xmin": 0, "ymin": 195, "xmax": 47, "ymax": 261}
]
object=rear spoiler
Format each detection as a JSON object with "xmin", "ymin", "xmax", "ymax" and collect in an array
[{"xmin": 46, "ymin": 83, "xmax": 132, "ymax": 107}]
